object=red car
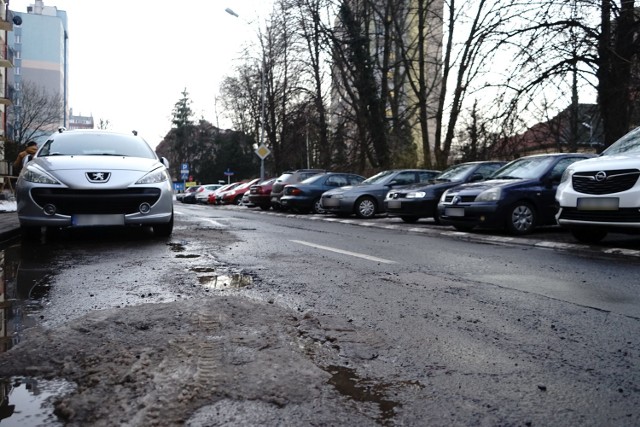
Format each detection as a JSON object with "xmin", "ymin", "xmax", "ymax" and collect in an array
[
  {"xmin": 207, "ymin": 182, "xmax": 239, "ymax": 205},
  {"xmin": 248, "ymin": 178, "xmax": 276, "ymax": 210},
  {"xmin": 219, "ymin": 179, "xmax": 260, "ymax": 205}
]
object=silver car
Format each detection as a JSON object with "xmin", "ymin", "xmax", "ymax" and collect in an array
[{"xmin": 16, "ymin": 129, "xmax": 174, "ymax": 237}]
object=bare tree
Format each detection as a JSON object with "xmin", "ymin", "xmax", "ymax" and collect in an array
[{"xmin": 8, "ymin": 81, "xmax": 63, "ymax": 145}]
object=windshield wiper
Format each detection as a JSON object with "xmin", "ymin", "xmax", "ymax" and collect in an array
[{"xmin": 494, "ymin": 175, "xmax": 522, "ymax": 179}]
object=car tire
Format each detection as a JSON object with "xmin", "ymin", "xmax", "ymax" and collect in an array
[
  {"xmin": 570, "ymin": 228, "xmax": 607, "ymax": 244},
  {"xmin": 506, "ymin": 201, "xmax": 536, "ymax": 235},
  {"xmin": 354, "ymin": 196, "xmax": 377, "ymax": 219},
  {"xmin": 312, "ymin": 198, "xmax": 326, "ymax": 214},
  {"xmin": 400, "ymin": 216, "xmax": 419, "ymax": 224},
  {"xmin": 433, "ymin": 209, "xmax": 441, "ymax": 225},
  {"xmin": 153, "ymin": 213, "xmax": 174, "ymax": 237}
]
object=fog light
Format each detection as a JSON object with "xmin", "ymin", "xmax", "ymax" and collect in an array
[
  {"xmin": 139, "ymin": 202, "xmax": 151, "ymax": 214},
  {"xmin": 43, "ymin": 204, "xmax": 56, "ymax": 216},
  {"xmin": 480, "ymin": 215, "xmax": 486, "ymax": 222}
]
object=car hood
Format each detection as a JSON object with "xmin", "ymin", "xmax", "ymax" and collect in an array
[
  {"xmin": 568, "ymin": 154, "xmax": 640, "ymax": 171},
  {"xmin": 395, "ymin": 180, "xmax": 462, "ymax": 192},
  {"xmin": 323, "ymin": 183, "xmax": 379, "ymax": 195},
  {"xmin": 447, "ymin": 178, "xmax": 534, "ymax": 194},
  {"xmin": 28, "ymin": 156, "xmax": 165, "ymax": 189}
]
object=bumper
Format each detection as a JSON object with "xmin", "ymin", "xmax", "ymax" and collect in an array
[
  {"xmin": 320, "ymin": 197, "xmax": 354, "ymax": 214},
  {"xmin": 385, "ymin": 198, "xmax": 436, "ymax": 217},
  {"xmin": 280, "ymin": 195, "xmax": 312, "ymax": 210},
  {"xmin": 437, "ymin": 202, "xmax": 504, "ymax": 228}
]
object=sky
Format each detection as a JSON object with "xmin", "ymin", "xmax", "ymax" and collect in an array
[{"xmin": 9, "ymin": 0, "xmax": 273, "ymax": 149}]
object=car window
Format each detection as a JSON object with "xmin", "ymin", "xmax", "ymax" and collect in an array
[
  {"xmin": 418, "ymin": 171, "xmax": 438, "ymax": 182},
  {"xmin": 475, "ymin": 163, "xmax": 503, "ymax": 178},
  {"xmin": 326, "ymin": 175, "xmax": 348, "ymax": 187},
  {"xmin": 392, "ymin": 171, "xmax": 417, "ymax": 185},
  {"xmin": 299, "ymin": 172, "xmax": 321, "ymax": 181},
  {"xmin": 39, "ymin": 133, "xmax": 157, "ymax": 159},
  {"xmin": 300, "ymin": 174, "xmax": 325, "ymax": 185},
  {"xmin": 548, "ymin": 157, "xmax": 584, "ymax": 182},
  {"xmin": 348, "ymin": 175, "xmax": 364, "ymax": 185}
]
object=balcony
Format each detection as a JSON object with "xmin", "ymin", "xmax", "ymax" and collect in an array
[
  {"xmin": 0, "ymin": 44, "xmax": 12, "ymax": 68},
  {"xmin": 0, "ymin": 10, "xmax": 14, "ymax": 32}
]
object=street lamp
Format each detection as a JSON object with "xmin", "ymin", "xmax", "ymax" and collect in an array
[{"xmin": 225, "ymin": 7, "xmax": 267, "ymax": 182}]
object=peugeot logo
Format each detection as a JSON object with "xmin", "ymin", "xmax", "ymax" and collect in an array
[
  {"xmin": 86, "ymin": 172, "xmax": 111, "ymax": 183},
  {"xmin": 594, "ymin": 171, "xmax": 607, "ymax": 182}
]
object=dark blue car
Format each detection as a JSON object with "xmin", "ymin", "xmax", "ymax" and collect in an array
[
  {"xmin": 437, "ymin": 153, "xmax": 594, "ymax": 234},
  {"xmin": 280, "ymin": 172, "xmax": 365, "ymax": 214}
]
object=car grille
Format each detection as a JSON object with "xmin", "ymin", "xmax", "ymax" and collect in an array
[
  {"xmin": 31, "ymin": 188, "xmax": 162, "ymax": 215},
  {"xmin": 572, "ymin": 169, "xmax": 640, "ymax": 195},
  {"xmin": 442, "ymin": 195, "xmax": 476, "ymax": 203},
  {"xmin": 559, "ymin": 207, "xmax": 640, "ymax": 223}
]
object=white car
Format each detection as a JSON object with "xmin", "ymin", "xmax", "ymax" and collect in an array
[
  {"xmin": 16, "ymin": 129, "xmax": 174, "ymax": 237},
  {"xmin": 556, "ymin": 126, "xmax": 640, "ymax": 243},
  {"xmin": 194, "ymin": 184, "xmax": 223, "ymax": 204}
]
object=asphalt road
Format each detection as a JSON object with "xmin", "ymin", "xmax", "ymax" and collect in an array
[{"xmin": 0, "ymin": 204, "xmax": 638, "ymax": 426}]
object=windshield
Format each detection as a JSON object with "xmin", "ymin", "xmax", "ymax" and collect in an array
[
  {"xmin": 601, "ymin": 127, "xmax": 640, "ymax": 156},
  {"xmin": 362, "ymin": 170, "xmax": 395, "ymax": 185},
  {"xmin": 435, "ymin": 164, "xmax": 476, "ymax": 182},
  {"xmin": 493, "ymin": 156, "xmax": 555, "ymax": 180},
  {"xmin": 39, "ymin": 133, "xmax": 157, "ymax": 159}
]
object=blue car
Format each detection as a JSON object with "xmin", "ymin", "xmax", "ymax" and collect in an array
[
  {"xmin": 280, "ymin": 172, "xmax": 365, "ymax": 214},
  {"xmin": 437, "ymin": 153, "xmax": 594, "ymax": 234}
]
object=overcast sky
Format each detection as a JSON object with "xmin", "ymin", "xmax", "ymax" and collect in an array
[{"xmin": 9, "ymin": 0, "xmax": 272, "ymax": 148}]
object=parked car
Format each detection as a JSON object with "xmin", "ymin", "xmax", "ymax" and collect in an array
[
  {"xmin": 219, "ymin": 179, "xmax": 260, "ymax": 205},
  {"xmin": 248, "ymin": 178, "xmax": 276, "ymax": 210},
  {"xmin": 437, "ymin": 153, "xmax": 594, "ymax": 235},
  {"xmin": 209, "ymin": 183, "xmax": 239, "ymax": 205},
  {"xmin": 176, "ymin": 185, "xmax": 198, "ymax": 202},
  {"xmin": 280, "ymin": 172, "xmax": 366, "ymax": 214},
  {"xmin": 320, "ymin": 169, "xmax": 441, "ymax": 219},
  {"xmin": 556, "ymin": 126, "xmax": 640, "ymax": 243},
  {"xmin": 16, "ymin": 129, "xmax": 174, "ymax": 237},
  {"xmin": 194, "ymin": 184, "xmax": 224, "ymax": 204},
  {"xmin": 181, "ymin": 185, "xmax": 203, "ymax": 204},
  {"xmin": 270, "ymin": 169, "xmax": 325, "ymax": 210},
  {"xmin": 384, "ymin": 161, "xmax": 506, "ymax": 224}
]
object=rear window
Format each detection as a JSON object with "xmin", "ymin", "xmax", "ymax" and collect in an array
[{"xmin": 39, "ymin": 132, "xmax": 157, "ymax": 159}]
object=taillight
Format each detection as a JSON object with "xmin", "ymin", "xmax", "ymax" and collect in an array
[{"xmin": 289, "ymin": 187, "xmax": 302, "ymax": 196}]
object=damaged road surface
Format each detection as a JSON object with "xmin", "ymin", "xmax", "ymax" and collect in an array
[{"xmin": 0, "ymin": 204, "xmax": 639, "ymax": 426}]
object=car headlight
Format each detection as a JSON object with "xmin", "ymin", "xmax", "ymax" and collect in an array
[
  {"xmin": 406, "ymin": 191, "xmax": 427, "ymax": 199},
  {"xmin": 385, "ymin": 191, "xmax": 395, "ymax": 200},
  {"xmin": 136, "ymin": 168, "xmax": 170, "ymax": 184},
  {"xmin": 475, "ymin": 187, "xmax": 501, "ymax": 202},
  {"xmin": 22, "ymin": 167, "xmax": 61, "ymax": 185},
  {"xmin": 560, "ymin": 167, "xmax": 574, "ymax": 184},
  {"xmin": 439, "ymin": 190, "xmax": 450, "ymax": 203}
]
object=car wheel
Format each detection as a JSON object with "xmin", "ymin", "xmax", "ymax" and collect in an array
[
  {"xmin": 153, "ymin": 213, "xmax": 174, "ymax": 237},
  {"xmin": 570, "ymin": 228, "xmax": 607, "ymax": 244},
  {"xmin": 355, "ymin": 196, "xmax": 377, "ymax": 219},
  {"xmin": 400, "ymin": 216, "xmax": 419, "ymax": 224},
  {"xmin": 453, "ymin": 224, "xmax": 475, "ymax": 232},
  {"xmin": 312, "ymin": 198, "xmax": 326, "ymax": 214},
  {"xmin": 506, "ymin": 201, "xmax": 536, "ymax": 235}
]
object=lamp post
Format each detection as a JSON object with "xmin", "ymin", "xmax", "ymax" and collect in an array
[{"xmin": 225, "ymin": 7, "xmax": 267, "ymax": 182}]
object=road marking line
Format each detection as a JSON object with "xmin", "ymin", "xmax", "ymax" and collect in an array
[{"xmin": 290, "ymin": 240, "xmax": 396, "ymax": 264}]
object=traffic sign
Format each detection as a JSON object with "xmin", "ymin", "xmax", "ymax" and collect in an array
[
  {"xmin": 255, "ymin": 144, "xmax": 271, "ymax": 160},
  {"xmin": 224, "ymin": 169, "xmax": 234, "ymax": 176}
]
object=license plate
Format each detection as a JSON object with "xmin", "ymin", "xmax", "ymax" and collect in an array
[
  {"xmin": 577, "ymin": 197, "xmax": 619, "ymax": 211},
  {"xmin": 72, "ymin": 214, "xmax": 125, "ymax": 226},
  {"xmin": 445, "ymin": 207, "xmax": 465, "ymax": 217},
  {"xmin": 387, "ymin": 200, "xmax": 401, "ymax": 209},
  {"xmin": 322, "ymin": 198, "xmax": 339, "ymax": 207},
  {"xmin": 271, "ymin": 196, "xmax": 278, "ymax": 202}
]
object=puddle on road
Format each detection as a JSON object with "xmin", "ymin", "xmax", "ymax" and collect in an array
[
  {"xmin": 0, "ymin": 376, "xmax": 75, "ymax": 426},
  {"xmin": 325, "ymin": 365, "xmax": 400, "ymax": 425},
  {"xmin": 191, "ymin": 266, "xmax": 253, "ymax": 290}
]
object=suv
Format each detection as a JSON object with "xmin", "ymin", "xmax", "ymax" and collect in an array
[
  {"xmin": 556, "ymin": 126, "xmax": 640, "ymax": 243},
  {"xmin": 270, "ymin": 169, "xmax": 325, "ymax": 210}
]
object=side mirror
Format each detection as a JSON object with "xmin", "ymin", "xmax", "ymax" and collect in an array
[{"xmin": 160, "ymin": 157, "xmax": 170, "ymax": 169}]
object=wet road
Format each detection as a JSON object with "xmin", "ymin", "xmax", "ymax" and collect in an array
[{"xmin": 0, "ymin": 203, "xmax": 638, "ymax": 426}]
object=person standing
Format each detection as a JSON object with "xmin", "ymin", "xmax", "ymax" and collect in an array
[{"xmin": 13, "ymin": 141, "xmax": 38, "ymax": 176}]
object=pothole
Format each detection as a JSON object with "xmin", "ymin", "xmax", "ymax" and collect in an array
[{"xmin": 197, "ymin": 272, "xmax": 253, "ymax": 289}]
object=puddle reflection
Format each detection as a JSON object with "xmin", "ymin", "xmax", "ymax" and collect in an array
[
  {"xmin": 0, "ymin": 376, "xmax": 75, "ymax": 426},
  {"xmin": 1, "ymin": 242, "xmax": 53, "ymax": 353}
]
